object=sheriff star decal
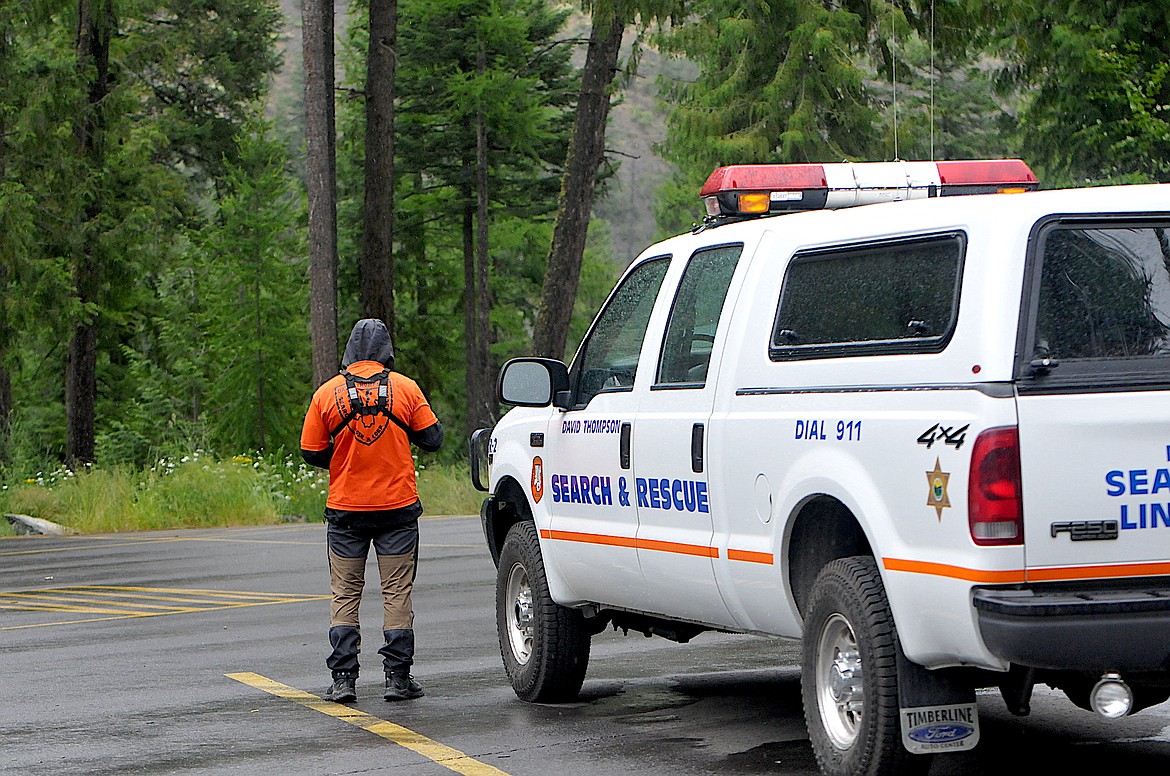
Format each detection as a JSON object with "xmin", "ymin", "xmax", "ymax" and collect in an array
[{"xmin": 926, "ymin": 458, "xmax": 951, "ymax": 520}]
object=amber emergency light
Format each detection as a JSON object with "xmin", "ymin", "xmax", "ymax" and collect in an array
[{"xmin": 700, "ymin": 159, "xmax": 1039, "ymax": 218}]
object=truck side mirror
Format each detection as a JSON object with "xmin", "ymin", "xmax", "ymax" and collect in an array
[{"xmin": 497, "ymin": 358, "xmax": 570, "ymax": 408}]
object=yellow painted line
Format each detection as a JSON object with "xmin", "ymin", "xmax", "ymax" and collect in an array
[
  {"xmin": 39, "ymin": 588, "xmax": 297, "ymax": 606},
  {"xmin": 0, "ymin": 592, "xmax": 202, "ymax": 611},
  {"xmin": 226, "ymin": 672, "xmax": 510, "ymax": 776},
  {"xmin": 0, "ymin": 538, "xmax": 184, "ymax": 557},
  {"xmin": 0, "ymin": 598, "xmax": 328, "ymax": 630},
  {"xmin": 0, "ymin": 613, "xmax": 191, "ymax": 631},
  {"xmin": 167, "ymin": 537, "xmax": 321, "ymax": 546},
  {"xmin": 0, "ymin": 599, "xmax": 165, "ymax": 615},
  {"xmin": 0, "ymin": 587, "xmax": 329, "ymax": 631},
  {"xmin": 73, "ymin": 585, "xmax": 315, "ymax": 600}
]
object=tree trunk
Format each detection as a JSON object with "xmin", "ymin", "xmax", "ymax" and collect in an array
[
  {"xmin": 255, "ymin": 270, "xmax": 266, "ymax": 451},
  {"xmin": 66, "ymin": 0, "xmax": 114, "ymax": 466},
  {"xmin": 0, "ymin": 19, "xmax": 10, "ymax": 449},
  {"xmin": 472, "ymin": 44, "xmax": 497, "ymax": 428},
  {"xmin": 303, "ymin": 0, "xmax": 339, "ymax": 387},
  {"xmin": 531, "ymin": 12, "xmax": 625, "ymax": 361},
  {"xmin": 461, "ymin": 172, "xmax": 483, "ymax": 433},
  {"xmin": 360, "ymin": 0, "xmax": 397, "ymax": 333},
  {"xmin": 0, "ymin": 355, "xmax": 9, "ymax": 449}
]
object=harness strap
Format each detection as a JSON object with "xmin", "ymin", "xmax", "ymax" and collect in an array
[{"xmin": 330, "ymin": 369, "xmax": 413, "ymax": 440}]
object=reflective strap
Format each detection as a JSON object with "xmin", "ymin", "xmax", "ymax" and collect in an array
[{"xmin": 330, "ymin": 369, "xmax": 413, "ymax": 440}]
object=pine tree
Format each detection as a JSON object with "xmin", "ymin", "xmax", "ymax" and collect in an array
[{"xmin": 201, "ymin": 125, "xmax": 310, "ymax": 453}]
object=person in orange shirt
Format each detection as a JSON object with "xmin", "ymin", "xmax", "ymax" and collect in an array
[{"xmin": 301, "ymin": 319, "xmax": 443, "ymax": 703}]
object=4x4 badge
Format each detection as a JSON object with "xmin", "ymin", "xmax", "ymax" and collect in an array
[
  {"xmin": 918, "ymin": 423, "xmax": 969, "ymax": 450},
  {"xmin": 926, "ymin": 458, "xmax": 951, "ymax": 520}
]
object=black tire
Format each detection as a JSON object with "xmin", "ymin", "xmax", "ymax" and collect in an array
[
  {"xmin": 801, "ymin": 556, "xmax": 930, "ymax": 776},
  {"xmin": 496, "ymin": 521, "xmax": 590, "ymax": 702}
]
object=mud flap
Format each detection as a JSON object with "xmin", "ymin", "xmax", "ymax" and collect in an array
[{"xmin": 897, "ymin": 649, "xmax": 980, "ymax": 754}]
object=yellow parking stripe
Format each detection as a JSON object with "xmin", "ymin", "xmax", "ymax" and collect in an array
[
  {"xmin": 1, "ymin": 592, "xmax": 202, "ymax": 611},
  {"xmin": 73, "ymin": 585, "xmax": 309, "ymax": 599},
  {"xmin": 226, "ymin": 672, "xmax": 510, "ymax": 776},
  {"xmin": 0, "ymin": 586, "xmax": 329, "ymax": 630},
  {"xmin": 0, "ymin": 599, "xmax": 149, "ymax": 614}
]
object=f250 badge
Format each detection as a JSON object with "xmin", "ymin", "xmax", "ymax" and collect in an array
[{"xmin": 1050, "ymin": 520, "xmax": 1119, "ymax": 541}]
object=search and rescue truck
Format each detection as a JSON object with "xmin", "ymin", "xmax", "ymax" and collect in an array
[{"xmin": 470, "ymin": 159, "xmax": 1170, "ymax": 776}]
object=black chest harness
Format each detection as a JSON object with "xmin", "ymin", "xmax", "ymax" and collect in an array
[{"xmin": 330, "ymin": 369, "xmax": 412, "ymax": 440}]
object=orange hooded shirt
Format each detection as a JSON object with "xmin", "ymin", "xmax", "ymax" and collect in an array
[{"xmin": 300, "ymin": 321, "xmax": 439, "ymax": 511}]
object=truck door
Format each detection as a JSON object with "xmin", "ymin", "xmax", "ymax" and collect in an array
[
  {"xmin": 631, "ymin": 243, "xmax": 747, "ymax": 626},
  {"xmin": 540, "ymin": 256, "xmax": 672, "ymax": 610},
  {"xmin": 1015, "ymin": 217, "xmax": 1170, "ymax": 576}
]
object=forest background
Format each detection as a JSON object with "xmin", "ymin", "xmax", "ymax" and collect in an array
[{"xmin": 1, "ymin": 0, "xmax": 1169, "ymax": 527}]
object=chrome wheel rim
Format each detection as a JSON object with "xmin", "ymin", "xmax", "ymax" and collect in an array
[
  {"xmin": 504, "ymin": 561, "xmax": 534, "ymax": 665},
  {"xmin": 816, "ymin": 612, "xmax": 864, "ymax": 749}
]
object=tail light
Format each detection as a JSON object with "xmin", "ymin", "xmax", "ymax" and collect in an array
[{"xmin": 968, "ymin": 427, "xmax": 1023, "ymax": 546}]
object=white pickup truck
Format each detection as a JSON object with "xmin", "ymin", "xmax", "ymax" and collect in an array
[{"xmin": 471, "ymin": 160, "xmax": 1170, "ymax": 776}]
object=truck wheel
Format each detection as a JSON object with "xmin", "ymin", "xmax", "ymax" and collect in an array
[
  {"xmin": 801, "ymin": 556, "xmax": 927, "ymax": 776},
  {"xmin": 496, "ymin": 521, "xmax": 590, "ymax": 702}
]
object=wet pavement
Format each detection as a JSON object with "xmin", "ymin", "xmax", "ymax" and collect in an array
[{"xmin": 1, "ymin": 517, "xmax": 1167, "ymax": 775}]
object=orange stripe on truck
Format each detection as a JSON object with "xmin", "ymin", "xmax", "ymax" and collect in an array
[
  {"xmin": 539, "ymin": 529, "xmax": 636, "ymax": 548},
  {"xmin": 540, "ymin": 529, "xmax": 716, "ymax": 558},
  {"xmin": 727, "ymin": 549, "xmax": 774, "ymax": 564},
  {"xmin": 884, "ymin": 557, "xmax": 1170, "ymax": 583},
  {"xmin": 882, "ymin": 558, "xmax": 1027, "ymax": 584},
  {"xmin": 1027, "ymin": 560, "xmax": 1170, "ymax": 582},
  {"xmin": 539, "ymin": 529, "xmax": 773, "ymax": 562}
]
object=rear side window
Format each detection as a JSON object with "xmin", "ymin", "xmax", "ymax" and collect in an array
[
  {"xmin": 1033, "ymin": 223, "xmax": 1170, "ymax": 360},
  {"xmin": 771, "ymin": 233, "xmax": 965, "ymax": 360}
]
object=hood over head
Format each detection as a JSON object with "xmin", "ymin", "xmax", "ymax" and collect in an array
[{"xmin": 341, "ymin": 318, "xmax": 395, "ymax": 369}]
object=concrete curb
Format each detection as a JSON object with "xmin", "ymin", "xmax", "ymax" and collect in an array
[{"xmin": 4, "ymin": 514, "xmax": 76, "ymax": 536}]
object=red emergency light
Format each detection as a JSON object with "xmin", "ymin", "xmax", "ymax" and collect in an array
[{"xmin": 699, "ymin": 159, "xmax": 1038, "ymax": 219}]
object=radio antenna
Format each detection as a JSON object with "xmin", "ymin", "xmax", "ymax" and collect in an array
[
  {"xmin": 891, "ymin": 12, "xmax": 899, "ymax": 160},
  {"xmin": 930, "ymin": 0, "xmax": 936, "ymax": 159}
]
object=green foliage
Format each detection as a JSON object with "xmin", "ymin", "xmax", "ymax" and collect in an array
[
  {"xmin": 119, "ymin": 0, "xmax": 285, "ymax": 179},
  {"xmin": 657, "ymin": 0, "xmax": 882, "ymax": 173},
  {"xmin": 200, "ymin": 125, "xmax": 310, "ymax": 452},
  {"xmin": 0, "ymin": 452, "xmax": 324, "ymax": 533},
  {"xmin": 1, "ymin": 1, "xmax": 289, "ymax": 469},
  {"xmin": 0, "ymin": 452, "xmax": 482, "ymax": 534},
  {"xmin": 339, "ymin": 0, "xmax": 586, "ymax": 438},
  {"xmin": 993, "ymin": 0, "xmax": 1170, "ymax": 185}
]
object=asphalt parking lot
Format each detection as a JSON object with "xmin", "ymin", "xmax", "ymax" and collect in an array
[{"xmin": 2, "ymin": 517, "xmax": 1169, "ymax": 775}]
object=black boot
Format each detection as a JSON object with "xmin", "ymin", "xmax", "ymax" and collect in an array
[
  {"xmin": 384, "ymin": 672, "xmax": 424, "ymax": 701},
  {"xmin": 323, "ymin": 675, "xmax": 357, "ymax": 703}
]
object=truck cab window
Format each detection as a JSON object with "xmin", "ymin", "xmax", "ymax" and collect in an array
[
  {"xmin": 657, "ymin": 244, "xmax": 743, "ymax": 386},
  {"xmin": 771, "ymin": 233, "xmax": 964, "ymax": 359},
  {"xmin": 1034, "ymin": 224, "xmax": 1170, "ymax": 360},
  {"xmin": 572, "ymin": 257, "xmax": 671, "ymax": 407}
]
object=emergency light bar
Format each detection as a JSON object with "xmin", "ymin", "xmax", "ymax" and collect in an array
[{"xmin": 699, "ymin": 159, "xmax": 1038, "ymax": 219}]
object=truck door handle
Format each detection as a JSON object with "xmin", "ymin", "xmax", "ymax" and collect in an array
[
  {"xmin": 620, "ymin": 422, "xmax": 632, "ymax": 470},
  {"xmin": 692, "ymin": 424, "xmax": 704, "ymax": 473}
]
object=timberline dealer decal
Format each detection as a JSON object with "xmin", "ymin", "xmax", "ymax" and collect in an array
[{"xmin": 900, "ymin": 703, "xmax": 980, "ymax": 754}]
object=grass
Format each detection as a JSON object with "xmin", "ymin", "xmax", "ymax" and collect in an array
[{"xmin": 0, "ymin": 452, "xmax": 484, "ymax": 535}]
